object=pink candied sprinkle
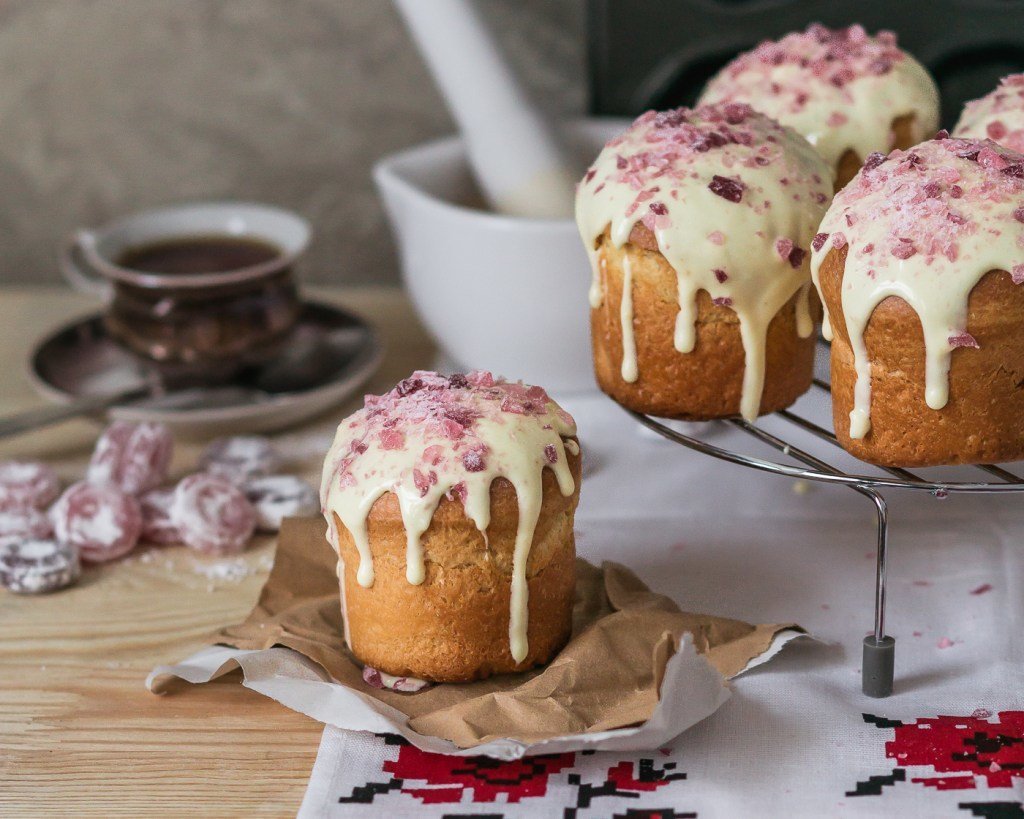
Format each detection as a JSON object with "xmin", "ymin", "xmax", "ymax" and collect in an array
[
  {"xmin": 708, "ymin": 174, "xmax": 745, "ymax": 202},
  {"xmin": 51, "ymin": 481, "xmax": 142, "ymax": 563},
  {"xmin": 466, "ymin": 370, "xmax": 495, "ymax": 388},
  {"xmin": 831, "ymin": 232, "xmax": 848, "ymax": 249},
  {"xmin": 378, "ymin": 429, "xmax": 406, "ymax": 450},
  {"xmin": 138, "ymin": 487, "xmax": 181, "ymax": 545},
  {"xmin": 170, "ymin": 474, "xmax": 256, "ymax": 556},
  {"xmin": 448, "ymin": 481, "xmax": 468, "ymax": 504},
  {"xmin": 713, "ymin": 268, "xmax": 729, "ymax": 283},
  {"xmin": 0, "ymin": 461, "xmax": 60, "ymax": 511},
  {"xmin": 862, "ymin": 152, "xmax": 887, "ymax": 172},
  {"xmin": 937, "ymin": 636, "xmax": 956, "ymax": 649},
  {"xmin": 977, "ymin": 146, "xmax": 1010, "ymax": 171},
  {"xmin": 712, "ymin": 296, "xmax": 734, "ymax": 307},
  {"xmin": 949, "ymin": 331, "xmax": 980, "ymax": 349},
  {"xmin": 891, "ymin": 241, "xmax": 917, "ymax": 259},
  {"xmin": 200, "ymin": 436, "xmax": 281, "ymax": 484},
  {"xmin": 707, "ymin": 230, "xmax": 726, "ymax": 245},
  {"xmin": 827, "ymin": 111, "xmax": 848, "ymax": 127},
  {"xmin": 774, "ymin": 237, "xmax": 794, "ymax": 262},
  {"xmin": 544, "ymin": 444, "xmax": 558, "ymax": 464},
  {"xmin": 1012, "ymin": 264, "xmax": 1024, "ymax": 284},
  {"xmin": 362, "ymin": 666, "xmax": 384, "ymax": 688},
  {"xmin": 87, "ymin": 421, "xmax": 173, "ymax": 496},
  {"xmin": 0, "ymin": 506, "xmax": 53, "ymax": 539},
  {"xmin": 462, "ymin": 450, "xmax": 486, "ymax": 472},
  {"xmin": 812, "ymin": 232, "xmax": 829, "ymax": 251},
  {"xmin": 361, "ymin": 665, "xmax": 429, "ymax": 693}
]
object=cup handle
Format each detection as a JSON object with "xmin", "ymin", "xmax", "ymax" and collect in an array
[{"xmin": 60, "ymin": 230, "xmax": 112, "ymax": 299}]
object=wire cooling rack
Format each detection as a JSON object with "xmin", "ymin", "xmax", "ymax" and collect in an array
[{"xmin": 626, "ymin": 349, "xmax": 1024, "ymax": 697}]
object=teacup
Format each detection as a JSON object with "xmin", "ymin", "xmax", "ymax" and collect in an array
[{"xmin": 61, "ymin": 202, "xmax": 310, "ymax": 378}]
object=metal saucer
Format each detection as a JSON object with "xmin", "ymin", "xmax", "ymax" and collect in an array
[{"xmin": 29, "ymin": 301, "xmax": 383, "ymax": 437}]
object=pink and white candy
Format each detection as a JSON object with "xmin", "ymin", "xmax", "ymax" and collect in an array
[
  {"xmin": 0, "ymin": 506, "xmax": 54, "ymax": 539},
  {"xmin": 138, "ymin": 487, "xmax": 181, "ymax": 545},
  {"xmin": 199, "ymin": 436, "xmax": 282, "ymax": 484},
  {"xmin": 50, "ymin": 481, "xmax": 142, "ymax": 563},
  {"xmin": 0, "ymin": 461, "xmax": 61, "ymax": 511},
  {"xmin": 87, "ymin": 421, "xmax": 173, "ymax": 495},
  {"xmin": 243, "ymin": 475, "xmax": 318, "ymax": 531},
  {"xmin": 0, "ymin": 537, "xmax": 80, "ymax": 594},
  {"xmin": 170, "ymin": 474, "xmax": 256, "ymax": 555}
]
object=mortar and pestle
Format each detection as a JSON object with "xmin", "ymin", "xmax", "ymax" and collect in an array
[{"xmin": 375, "ymin": 0, "xmax": 627, "ymax": 392}]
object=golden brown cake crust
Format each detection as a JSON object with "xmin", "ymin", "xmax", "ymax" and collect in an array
[
  {"xmin": 835, "ymin": 113, "xmax": 919, "ymax": 189},
  {"xmin": 334, "ymin": 448, "xmax": 581, "ymax": 682},
  {"xmin": 819, "ymin": 245, "xmax": 1024, "ymax": 466},
  {"xmin": 590, "ymin": 226, "xmax": 818, "ymax": 420}
]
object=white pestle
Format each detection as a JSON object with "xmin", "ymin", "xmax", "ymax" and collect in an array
[{"xmin": 392, "ymin": 0, "xmax": 578, "ymax": 219}]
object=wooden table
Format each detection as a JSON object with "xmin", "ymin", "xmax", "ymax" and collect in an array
[{"xmin": 0, "ymin": 287, "xmax": 433, "ymax": 817}]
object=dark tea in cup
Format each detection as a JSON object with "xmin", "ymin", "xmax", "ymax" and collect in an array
[{"xmin": 61, "ymin": 204, "xmax": 309, "ymax": 378}]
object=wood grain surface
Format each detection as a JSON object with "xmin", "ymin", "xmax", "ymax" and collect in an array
[{"xmin": 0, "ymin": 286, "xmax": 432, "ymax": 816}]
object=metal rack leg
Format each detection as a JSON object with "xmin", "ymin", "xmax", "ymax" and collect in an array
[{"xmin": 858, "ymin": 488, "xmax": 895, "ymax": 697}]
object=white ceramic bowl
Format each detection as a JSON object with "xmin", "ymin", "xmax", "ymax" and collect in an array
[{"xmin": 374, "ymin": 118, "xmax": 629, "ymax": 393}]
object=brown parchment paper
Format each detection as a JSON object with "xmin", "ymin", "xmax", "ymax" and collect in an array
[{"xmin": 205, "ymin": 518, "xmax": 803, "ymax": 748}]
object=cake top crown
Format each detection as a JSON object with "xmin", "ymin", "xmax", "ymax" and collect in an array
[
  {"xmin": 579, "ymin": 103, "xmax": 830, "ymax": 239},
  {"xmin": 814, "ymin": 135, "xmax": 1024, "ymax": 274},
  {"xmin": 719, "ymin": 24, "xmax": 904, "ymax": 87},
  {"xmin": 954, "ymin": 74, "xmax": 1024, "ymax": 153},
  {"xmin": 699, "ymin": 24, "xmax": 939, "ymax": 170},
  {"xmin": 339, "ymin": 371, "xmax": 574, "ymax": 481}
]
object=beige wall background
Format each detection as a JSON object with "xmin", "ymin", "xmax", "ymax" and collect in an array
[{"xmin": 0, "ymin": 0, "xmax": 585, "ymax": 286}]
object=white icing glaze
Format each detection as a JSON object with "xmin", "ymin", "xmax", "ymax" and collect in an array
[
  {"xmin": 320, "ymin": 371, "xmax": 577, "ymax": 664},
  {"xmin": 699, "ymin": 24, "xmax": 939, "ymax": 175},
  {"xmin": 954, "ymin": 74, "xmax": 1024, "ymax": 154},
  {"xmin": 576, "ymin": 104, "xmax": 831, "ymax": 419},
  {"xmin": 809, "ymin": 137, "xmax": 1024, "ymax": 438},
  {"xmin": 619, "ymin": 254, "xmax": 638, "ymax": 382}
]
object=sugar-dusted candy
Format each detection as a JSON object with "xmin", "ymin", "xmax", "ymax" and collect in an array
[
  {"xmin": 51, "ymin": 481, "xmax": 142, "ymax": 562},
  {"xmin": 138, "ymin": 487, "xmax": 181, "ymax": 545},
  {"xmin": 87, "ymin": 421, "xmax": 173, "ymax": 495},
  {"xmin": 0, "ymin": 537, "xmax": 80, "ymax": 594},
  {"xmin": 199, "ymin": 436, "xmax": 282, "ymax": 484},
  {"xmin": 171, "ymin": 474, "xmax": 256, "ymax": 555},
  {"xmin": 0, "ymin": 461, "xmax": 60, "ymax": 510},
  {"xmin": 243, "ymin": 475, "xmax": 318, "ymax": 531},
  {"xmin": 0, "ymin": 506, "xmax": 54, "ymax": 539}
]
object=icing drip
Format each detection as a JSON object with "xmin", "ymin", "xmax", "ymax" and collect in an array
[
  {"xmin": 699, "ymin": 24, "xmax": 939, "ymax": 175},
  {"xmin": 809, "ymin": 136, "xmax": 1024, "ymax": 438},
  {"xmin": 619, "ymin": 255, "xmax": 638, "ymax": 382},
  {"xmin": 320, "ymin": 370, "xmax": 577, "ymax": 663},
  {"xmin": 576, "ymin": 103, "xmax": 831, "ymax": 420},
  {"xmin": 954, "ymin": 74, "xmax": 1024, "ymax": 154}
]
